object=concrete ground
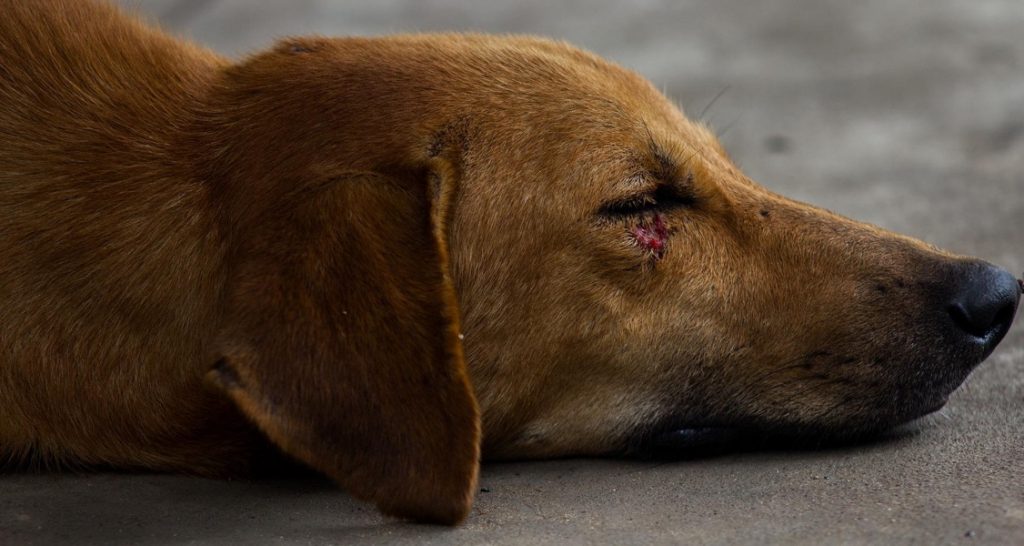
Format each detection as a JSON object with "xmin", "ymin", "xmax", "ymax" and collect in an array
[{"xmin": 3, "ymin": 0, "xmax": 1023, "ymax": 544}]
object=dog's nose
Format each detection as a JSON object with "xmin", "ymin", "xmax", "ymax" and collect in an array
[{"xmin": 946, "ymin": 262, "xmax": 1020, "ymax": 353}]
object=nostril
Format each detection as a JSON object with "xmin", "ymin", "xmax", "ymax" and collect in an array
[
  {"xmin": 947, "ymin": 298, "xmax": 1017, "ymax": 340},
  {"xmin": 962, "ymin": 300, "xmax": 1015, "ymax": 338}
]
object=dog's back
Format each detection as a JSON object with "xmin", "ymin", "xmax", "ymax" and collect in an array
[{"xmin": 0, "ymin": 0, "xmax": 258, "ymax": 472}]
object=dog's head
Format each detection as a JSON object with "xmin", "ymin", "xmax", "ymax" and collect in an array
[{"xmin": 201, "ymin": 35, "xmax": 1020, "ymax": 523}]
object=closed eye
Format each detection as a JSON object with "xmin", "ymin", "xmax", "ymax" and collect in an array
[{"xmin": 599, "ymin": 183, "xmax": 695, "ymax": 218}]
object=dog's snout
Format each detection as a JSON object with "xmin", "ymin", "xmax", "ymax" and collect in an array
[{"xmin": 945, "ymin": 262, "xmax": 1020, "ymax": 352}]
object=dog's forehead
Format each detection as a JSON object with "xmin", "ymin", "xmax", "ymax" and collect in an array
[
  {"xmin": 381, "ymin": 35, "xmax": 740, "ymax": 200},
  {"xmin": 317, "ymin": 35, "xmax": 725, "ymax": 167},
  {"xmin": 419, "ymin": 36, "xmax": 674, "ymax": 115},
  {"xmin": 453, "ymin": 40, "xmax": 730, "ymax": 172}
]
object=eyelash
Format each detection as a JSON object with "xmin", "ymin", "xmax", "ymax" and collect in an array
[{"xmin": 600, "ymin": 185, "xmax": 695, "ymax": 217}]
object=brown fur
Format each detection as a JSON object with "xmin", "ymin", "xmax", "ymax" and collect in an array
[{"xmin": 0, "ymin": 0, "xmax": 1010, "ymax": 524}]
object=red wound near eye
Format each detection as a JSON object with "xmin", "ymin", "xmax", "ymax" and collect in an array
[{"xmin": 631, "ymin": 213, "xmax": 669, "ymax": 257}]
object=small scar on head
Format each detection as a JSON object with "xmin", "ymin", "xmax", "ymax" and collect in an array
[
  {"xmin": 631, "ymin": 213, "xmax": 669, "ymax": 259},
  {"xmin": 288, "ymin": 43, "xmax": 313, "ymax": 54},
  {"xmin": 759, "ymin": 208, "xmax": 771, "ymax": 218}
]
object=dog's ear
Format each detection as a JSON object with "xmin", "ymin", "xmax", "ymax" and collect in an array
[{"xmin": 209, "ymin": 167, "xmax": 479, "ymax": 525}]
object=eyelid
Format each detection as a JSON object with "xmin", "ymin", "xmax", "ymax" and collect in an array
[{"xmin": 599, "ymin": 181, "xmax": 695, "ymax": 217}]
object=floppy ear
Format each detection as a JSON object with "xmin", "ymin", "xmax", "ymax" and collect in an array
[{"xmin": 209, "ymin": 168, "xmax": 479, "ymax": 525}]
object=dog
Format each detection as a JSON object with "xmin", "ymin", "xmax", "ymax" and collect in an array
[{"xmin": 1, "ymin": 0, "xmax": 1020, "ymax": 525}]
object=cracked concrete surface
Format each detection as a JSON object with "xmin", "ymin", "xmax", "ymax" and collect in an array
[{"xmin": 2, "ymin": 0, "xmax": 1023, "ymax": 544}]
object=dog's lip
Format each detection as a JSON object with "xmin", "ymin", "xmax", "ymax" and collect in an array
[
  {"xmin": 636, "ymin": 395, "xmax": 952, "ymax": 458},
  {"xmin": 635, "ymin": 427, "xmax": 750, "ymax": 459},
  {"xmin": 908, "ymin": 396, "xmax": 949, "ymax": 420},
  {"xmin": 649, "ymin": 427, "xmax": 745, "ymax": 448}
]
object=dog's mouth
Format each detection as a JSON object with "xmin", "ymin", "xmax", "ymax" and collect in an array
[
  {"xmin": 638, "ymin": 427, "xmax": 751, "ymax": 458},
  {"xmin": 631, "ymin": 395, "xmax": 951, "ymax": 459},
  {"xmin": 629, "ymin": 327, "xmax": 1010, "ymax": 460},
  {"xmin": 625, "ymin": 277, "xmax": 1020, "ymax": 461}
]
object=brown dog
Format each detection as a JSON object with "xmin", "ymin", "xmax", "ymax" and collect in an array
[{"xmin": 1, "ymin": 0, "xmax": 1020, "ymax": 525}]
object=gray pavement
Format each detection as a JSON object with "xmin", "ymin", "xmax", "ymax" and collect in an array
[{"xmin": 3, "ymin": 0, "xmax": 1023, "ymax": 544}]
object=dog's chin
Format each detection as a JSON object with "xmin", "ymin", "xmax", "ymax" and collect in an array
[{"xmin": 631, "ymin": 396, "xmax": 950, "ymax": 459}]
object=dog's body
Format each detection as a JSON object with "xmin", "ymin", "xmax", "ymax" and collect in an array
[
  {"xmin": 1, "ymin": 0, "xmax": 1019, "ymax": 524},
  {"xmin": 0, "ymin": 1, "xmax": 264, "ymax": 471}
]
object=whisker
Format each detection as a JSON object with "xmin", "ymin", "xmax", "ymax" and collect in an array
[{"xmin": 699, "ymin": 85, "xmax": 731, "ymax": 122}]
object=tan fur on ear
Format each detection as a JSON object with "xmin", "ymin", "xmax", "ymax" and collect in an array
[{"xmin": 210, "ymin": 173, "xmax": 479, "ymax": 525}]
